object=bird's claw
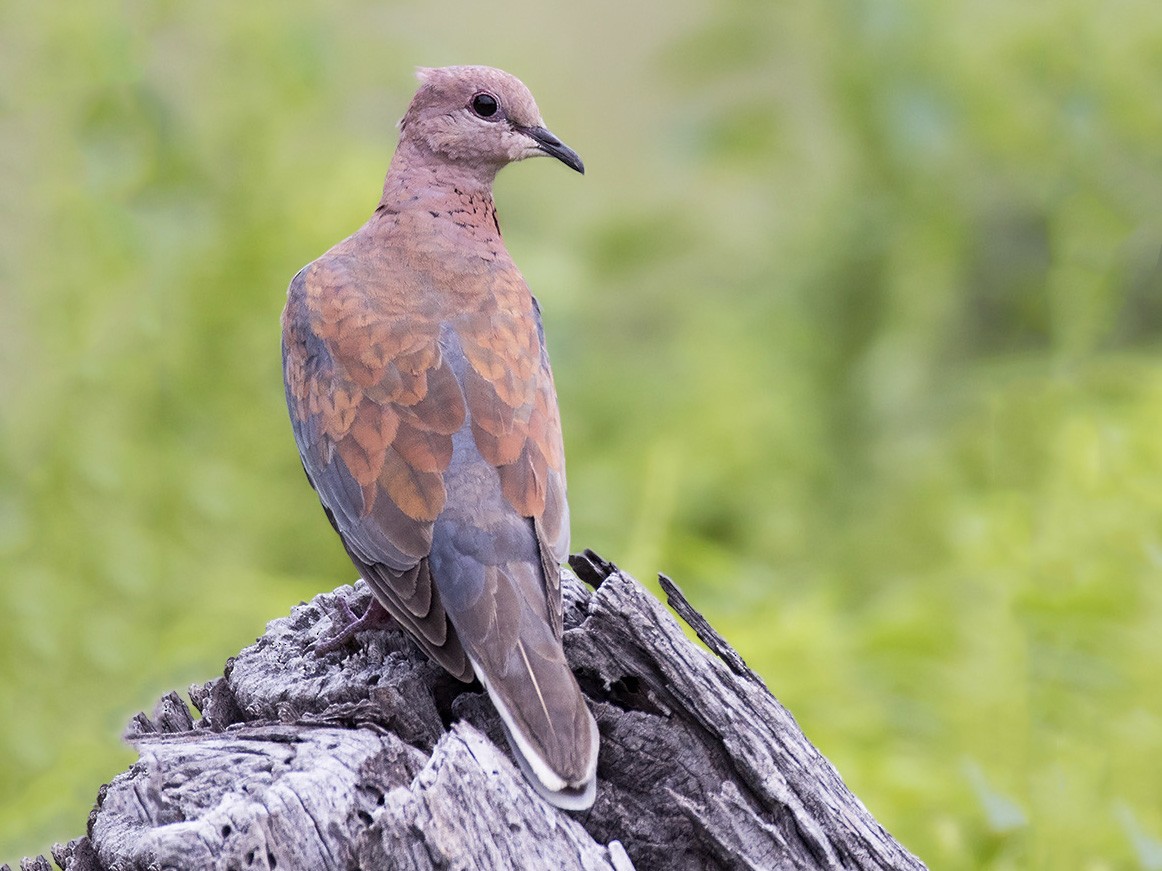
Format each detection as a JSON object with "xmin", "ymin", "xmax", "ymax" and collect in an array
[{"xmin": 315, "ymin": 595, "xmax": 393, "ymax": 654}]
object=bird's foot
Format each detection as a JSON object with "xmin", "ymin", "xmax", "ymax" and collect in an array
[{"xmin": 315, "ymin": 595, "xmax": 394, "ymax": 654}]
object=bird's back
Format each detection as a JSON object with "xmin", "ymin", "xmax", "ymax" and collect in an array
[{"xmin": 283, "ymin": 200, "xmax": 595, "ymax": 806}]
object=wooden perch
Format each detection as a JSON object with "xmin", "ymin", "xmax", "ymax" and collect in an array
[{"xmin": 13, "ymin": 551, "xmax": 926, "ymax": 871}]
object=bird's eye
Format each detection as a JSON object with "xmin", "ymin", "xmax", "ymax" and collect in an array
[{"xmin": 471, "ymin": 93, "xmax": 499, "ymax": 118}]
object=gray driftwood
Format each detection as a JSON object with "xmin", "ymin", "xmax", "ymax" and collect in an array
[{"xmin": 13, "ymin": 551, "xmax": 926, "ymax": 871}]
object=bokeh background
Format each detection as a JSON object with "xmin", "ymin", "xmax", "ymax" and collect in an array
[{"xmin": 3, "ymin": 0, "xmax": 1162, "ymax": 867}]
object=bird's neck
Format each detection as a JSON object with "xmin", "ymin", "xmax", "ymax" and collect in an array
[{"xmin": 378, "ymin": 137, "xmax": 500, "ymax": 222}]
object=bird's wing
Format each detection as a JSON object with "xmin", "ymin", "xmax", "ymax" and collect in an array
[
  {"xmin": 456, "ymin": 291, "xmax": 569, "ymax": 638},
  {"xmin": 282, "ymin": 259, "xmax": 472, "ymax": 679}
]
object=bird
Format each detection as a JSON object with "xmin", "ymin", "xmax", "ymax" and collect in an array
[{"xmin": 281, "ymin": 66, "xmax": 599, "ymax": 810}]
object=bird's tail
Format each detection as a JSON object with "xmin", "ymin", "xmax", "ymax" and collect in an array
[
  {"xmin": 440, "ymin": 556, "xmax": 599, "ymax": 810},
  {"xmin": 467, "ymin": 599, "xmax": 598, "ymax": 808}
]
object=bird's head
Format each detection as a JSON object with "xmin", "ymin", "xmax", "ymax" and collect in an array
[{"xmin": 398, "ymin": 65, "xmax": 584, "ymax": 179}]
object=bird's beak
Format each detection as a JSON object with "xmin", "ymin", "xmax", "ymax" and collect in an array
[{"xmin": 520, "ymin": 126, "xmax": 585, "ymax": 174}]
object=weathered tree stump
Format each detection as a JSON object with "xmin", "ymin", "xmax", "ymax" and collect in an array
[{"xmin": 12, "ymin": 552, "xmax": 926, "ymax": 871}]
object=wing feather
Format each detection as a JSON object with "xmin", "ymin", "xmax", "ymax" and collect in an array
[
  {"xmin": 455, "ymin": 290, "xmax": 568, "ymax": 638},
  {"xmin": 282, "ymin": 260, "xmax": 469, "ymax": 677}
]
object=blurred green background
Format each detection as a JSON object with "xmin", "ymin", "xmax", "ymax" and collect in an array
[{"xmin": 3, "ymin": 0, "xmax": 1162, "ymax": 867}]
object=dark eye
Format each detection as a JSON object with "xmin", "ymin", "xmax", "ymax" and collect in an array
[{"xmin": 471, "ymin": 93, "xmax": 499, "ymax": 118}]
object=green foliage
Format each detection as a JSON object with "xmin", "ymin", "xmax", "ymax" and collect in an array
[{"xmin": 3, "ymin": 0, "xmax": 1162, "ymax": 866}]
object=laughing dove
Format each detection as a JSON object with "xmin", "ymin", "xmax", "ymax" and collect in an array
[{"xmin": 281, "ymin": 66, "xmax": 598, "ymax": 809}]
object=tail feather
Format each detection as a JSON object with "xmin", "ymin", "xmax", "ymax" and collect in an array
[
  {"xmin": 435, "ymin": 551, "xmax": 598, "ymax": 809},
  {"xmin": 466, "ymin": 629, "xmax": 599, "ymax": 809}
]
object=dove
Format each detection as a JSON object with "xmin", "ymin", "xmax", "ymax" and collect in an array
[{"xmin": 281, "ymin": 66, "xmax": 598, "ymax": 809}]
